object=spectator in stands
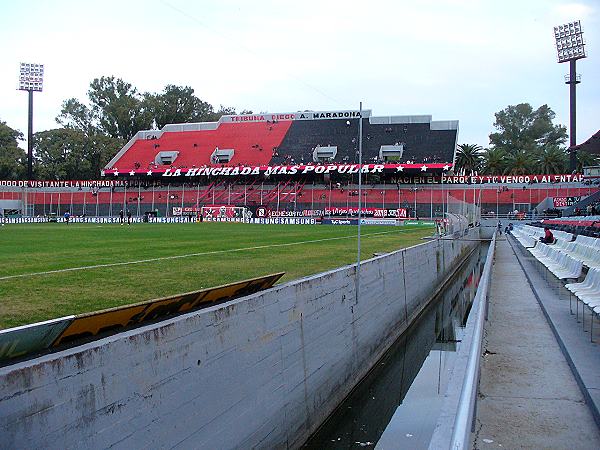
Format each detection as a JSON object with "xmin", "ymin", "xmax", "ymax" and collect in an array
[{"xmin": 540, "ymin": 227, "xmax": 554, "ymax": 244}]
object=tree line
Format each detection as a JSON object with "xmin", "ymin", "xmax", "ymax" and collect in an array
[
  {"xmin": 454, "ymin": 103, "xmax": 597, "ymax": 175},
  {"xmin": 1, "ymin": 77, "xmax": 596, "ymax": 180},
  {"xmin": 0, "ymin": 76, "xmax": 251, "ymax": 180}
]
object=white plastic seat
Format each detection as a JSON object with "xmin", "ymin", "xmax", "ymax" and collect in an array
[
  {"xmin": 565, "ymin": 268, "xmax": 600, "ymax": 294},
  {"xmin": 553, "ymin": 256, "xmax": 583, "ymax": 280}
]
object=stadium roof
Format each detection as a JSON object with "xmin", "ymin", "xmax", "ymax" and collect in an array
[{"xmin": 575, "ymin": 129, "xmax": 600, "ymax": 155}]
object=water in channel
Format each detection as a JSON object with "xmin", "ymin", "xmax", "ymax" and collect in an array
[{"xmin": 302, "ymin": 243, "xmax": 488, "ymax": 450}]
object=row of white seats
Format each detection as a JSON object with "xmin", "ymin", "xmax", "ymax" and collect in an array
[
  {"xmin": 557, "ymin": 241, "xmax": 600, "ymax": 269},
  {"xmin": 517, "ymin": 224, "xmax": 573, "ymax": 243},
  {"xmin": 528, "ymin": 242, "xmax": 583, "ymax": 280},
  {"xmin": 513, "ymin": 224, "xmax": 600, "ymax": 269},
  {"xmin": 566, "ymin": 268, "xmax": 600, "ymax": 309},
  {"xmin": 512, "ymin": 224, "xmax": 599, "ymax": 341},
  {"xmin": 555, "ymin": 229, "xmax": 575, "ymax": 241},
  {"xmin": 512, "ymin": 226, "xmax": 542, "ymax": 248},
  {"xmin": 574, "ymin": 234, "xmax": 600, "ymax": 250},
  {"xmin": 565, "ymin": 268, "xmax": 600, "ymax": 340},
  {"xmin": 514, "ymin": 233, "xmax": 538, "ymax": 249}
]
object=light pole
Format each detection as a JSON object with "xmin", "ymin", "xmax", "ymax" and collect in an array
[
  {"xmin": 18, "ymin": 63, "xmax": 44, "ymax": 180},
  {"xmin": 553, "ymin": 20, "xmax": 587, "ymax": 172},
  {"xmin": 356, "ymin": 102, "xmax": 363, "ymax": 306}
]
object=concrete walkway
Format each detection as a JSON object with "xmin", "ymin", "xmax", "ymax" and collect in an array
[{"xmin": 473, "ymin": 238, "xmax": 600, "ymax": 449}]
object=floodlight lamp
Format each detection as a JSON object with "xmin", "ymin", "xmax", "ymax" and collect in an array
[
  {"xmin": 18, "ymin": 62, "xmax": 44, "ymax": 91},
  {"xmin": 554, "ymin": 20, "xmax": 586, "ymax": 63}
]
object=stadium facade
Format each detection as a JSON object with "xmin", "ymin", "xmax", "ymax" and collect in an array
[
  {"xmin": 103, "ymin": 109, "xmax": 458, "ymax": 178},
  {"xmin": 0, "ymin": 110, "xmax": 598, "ymax": 221}
]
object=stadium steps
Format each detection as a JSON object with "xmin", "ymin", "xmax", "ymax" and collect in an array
[{"xmin": 110, "ymin": 121, "xmax": 292, "ymax": 171}]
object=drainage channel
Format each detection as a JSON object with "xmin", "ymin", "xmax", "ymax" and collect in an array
[{"xmin": 302, "ymin": 243, "xmax": 489, "ymax": 449}]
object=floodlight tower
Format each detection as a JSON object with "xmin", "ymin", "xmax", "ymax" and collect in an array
[
  {"xmin": 18, "ymin": 62, "xmax": 44, "ymax": 180},
  {"xmin": 553, "ymin": 21, "xmax": 586, "ymax": 172}
]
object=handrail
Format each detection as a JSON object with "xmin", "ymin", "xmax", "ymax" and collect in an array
[{"xmin": 449, "ymin": 231, "xmax": 497, "ymax": 449}]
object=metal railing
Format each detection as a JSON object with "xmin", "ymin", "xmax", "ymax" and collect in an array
[{"xmin": 449, "ymin": 231, "xmax": 497, "ymax": 449}]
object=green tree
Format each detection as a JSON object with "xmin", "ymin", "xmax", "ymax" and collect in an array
[
  {"xmin": 33, "ymin": 129, "xmax": 84, "ymax": 180},
  {"xmin": 143, "ymin": 85, "xmax": 216, "ymax": 129},
  {"xmin": 205, "ymin": 105, "xmax": 239, "ymax": 121},
  {"xmin": 34, "ymin": 128, "xmax": 124, "ymax": 180},
  {"xmin": 480, "ymin": 147, "xmax": 506, "ymax": 175},
  {"xmin": 88, "ymin": 76, "xmax": 152, "ymax": 139},
  {"xmin": 454, "ymin": 144, "xmax": 482, "ymax": 175},
  {"xmin": 489, "ymin": 103, "xmax": 567, "ymax": 155},
  {"xmin": 576, "ymin": 150, "xmax": 599, "ymax": 173},
  {"xmin": 58, "ymin": 76, "xmax": 152, "ymax": 140},
  {"xmin": 56, "ymin": 98, "xmax": 97, "ymax": 135},
  {"xmin": 50, "ymin": 76, "xmax": 252, "ymax": 178},
  {"xmin": 535, "ymin": 146, "xmax": 567, "ymax": 174},
  {"xmin": 0, "ymin": 120, "xmax": 26, "ymax": 179},
  {"xmin": 85, "ymin": 133, "xmax": 125, "ymax": 176},
  {"xmin": 504, "ymin": 150, "xmax": 534, "ymax": 175}
]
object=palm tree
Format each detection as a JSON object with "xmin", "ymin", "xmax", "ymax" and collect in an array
[
  {"xmin": 454, "ymin": 144, "xmax": 483, "ymax": 175},
  {"xmin": 536, "ymin": 146, "xmax": 567, "ymax": 174},
  {"xmin": 504, "ymin": 150, "xmax": 534, "ymax": 175},
  {"xmin": 577, "ymin": 150, "xmax": 599, "ymax": 173},
  {"xmin": 480, "ymin": 147, "xmax": 506, "ymax": 175}
]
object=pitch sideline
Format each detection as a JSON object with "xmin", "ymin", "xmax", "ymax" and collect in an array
[{"xmin": 0, "ymin": 228, "xmax": 424, "ymax": 281}]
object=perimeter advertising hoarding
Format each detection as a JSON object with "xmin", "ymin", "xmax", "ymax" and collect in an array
[
  {"xmin": 322, "ymin": 219, "xmax": 357, "ymax": 225},
  {"xmin": 321, "ymin": 218, "xmax": 400, "ymax": 226},
  {"xmin": 0, "ymin": 273, "xmax": 284, "ymax": 364},
  {"xmin": 403, "ymin": 220, "xmax": 435, "ymax": 226},
  {"xmin": 201, "ymin": 205, "xmax": 247, "ymax": 219},
  {"xmin": 255, "ymin": 207, "xmax": 407, "ymax": 219},
  {"xmin": 360, "ymin": 219, "xmax": 400, "ymax": 226}
]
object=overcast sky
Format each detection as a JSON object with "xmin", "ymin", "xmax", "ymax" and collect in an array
[{"xmin": 1, "ymin": 0, "xmax": 598, "ymax": 149}]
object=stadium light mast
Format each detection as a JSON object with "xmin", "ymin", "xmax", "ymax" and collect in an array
[
  {"xmin": 553, "ymin": 20, "xmax": 586, "ymax": 172},
  {"xmin": 18, "ymin": 62, "xmax": 44, "ymax": 180}
]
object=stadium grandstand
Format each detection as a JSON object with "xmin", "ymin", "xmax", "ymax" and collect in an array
[
  {"xmin": 4, "ymin": 113, "xmax": 600, "ymax": 449},
  {"xmin": 1, "ymin": 109, "xmax": 599, "ymax": 225},
  {"xmin": 102, "ymin": 109, "xmax": 458, "ymax": 177}
]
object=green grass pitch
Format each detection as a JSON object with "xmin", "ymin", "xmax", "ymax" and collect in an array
[{"xmin": 0, "ymin": 222, "xmax": 434, "ymax": 329}]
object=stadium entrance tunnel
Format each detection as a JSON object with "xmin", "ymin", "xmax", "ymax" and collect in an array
[{"xmin": 0, "ymin": 229, "xmax": 482, "ymax": 449}]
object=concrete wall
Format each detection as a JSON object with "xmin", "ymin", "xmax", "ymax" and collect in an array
[
  {"xmin": 0, "ymin": 235, "xmax": 477, "ymax": 450},
  {"xmin": 481, "ymin": 218, "xmax": 501, "ymax": 239}
]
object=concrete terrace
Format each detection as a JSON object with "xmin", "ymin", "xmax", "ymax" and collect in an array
[{"xmin": 473, "ymin": 236, "xmax": 600, "ymax": 449}]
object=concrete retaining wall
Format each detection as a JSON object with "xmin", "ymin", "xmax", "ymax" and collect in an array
[{"xmin": 0, "ymin": 235, "xmax": 477, "ymax": 450}]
